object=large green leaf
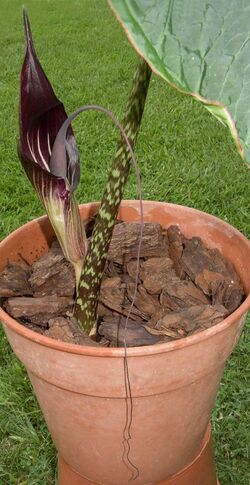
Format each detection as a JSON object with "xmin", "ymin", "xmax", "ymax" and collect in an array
[{"xmin": 109, "ymin": 0, "xmax": 250, "ymax": 165}]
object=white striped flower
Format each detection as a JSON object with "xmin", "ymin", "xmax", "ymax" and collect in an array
[{"xmin": 19, "ymin": 9, "xmax": 87, "ymax": 284}]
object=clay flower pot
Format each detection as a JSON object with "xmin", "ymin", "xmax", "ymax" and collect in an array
[{"xmin": 0, "ymin": 201, "xmax": 249, "ymax": 485}]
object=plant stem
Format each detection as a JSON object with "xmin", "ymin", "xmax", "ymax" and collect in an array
[{"xmin": 75, "ymin": 58, "xmax": 152, "ymax": 333}]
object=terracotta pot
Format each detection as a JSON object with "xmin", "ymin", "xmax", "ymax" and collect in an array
[
  {"xmin": 57, "ymin": 455, "xmax": 219, "ymax": 485},
  {"xmin": 57, "ymin": 424, "xmax": 218, "ymax": 485},
  {"xmin": 0, "ymin": 201, "xmax": 249, "ymax": 485}
]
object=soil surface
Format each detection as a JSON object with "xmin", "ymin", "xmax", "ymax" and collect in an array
[{"xmin": 0, "ymin": 220, "xmax": 245, "ymax": 347}]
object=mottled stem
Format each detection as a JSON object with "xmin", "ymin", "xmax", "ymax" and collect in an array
[{"xmin": 75, "ymin": 58, "xmax": 152, "ymax": 332}]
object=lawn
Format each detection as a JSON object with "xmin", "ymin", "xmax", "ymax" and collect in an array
[{"xmin": 0, "ymin": 0, "xmax": 249, "ymax": 484}]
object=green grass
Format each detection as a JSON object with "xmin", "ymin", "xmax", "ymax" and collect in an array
[{"xmin": 0, "ymin": 0, "xmax": 249, "ymax": 483}]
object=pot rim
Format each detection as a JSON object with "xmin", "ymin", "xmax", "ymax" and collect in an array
[{"xmin": 1, "ymin": 200, "xmax": 249, "ymax": 357}]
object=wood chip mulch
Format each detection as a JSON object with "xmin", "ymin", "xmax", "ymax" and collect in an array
[{"xmin": 0, "ymin": 220, "xmax": 244, "ymax": 348}]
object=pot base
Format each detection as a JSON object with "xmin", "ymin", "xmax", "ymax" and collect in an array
[{"xmin": 57, "ymin": 425, "xmax": 219, "ymax": 485}]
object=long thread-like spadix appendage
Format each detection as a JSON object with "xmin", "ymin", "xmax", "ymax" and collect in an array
[{"xmin": 75, "ymin": 58, "xmax": 151, "ymax": 333}]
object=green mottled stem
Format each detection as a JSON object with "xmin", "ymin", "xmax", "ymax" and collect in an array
[{"xmin": 75, "ymin": 58, "xmax": 152, "ymax": 333}]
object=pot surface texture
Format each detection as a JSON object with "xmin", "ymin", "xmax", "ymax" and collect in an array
[{"xmin": 1, "ymin": 201, "xmax": 249, "ymax": 484}]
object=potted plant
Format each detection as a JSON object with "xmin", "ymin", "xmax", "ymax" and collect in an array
[{"xmin": 0, "ymin": 2, "xmax": 249, "ymax": 484}]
